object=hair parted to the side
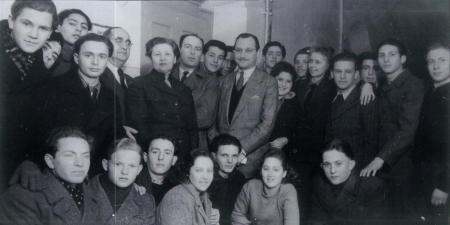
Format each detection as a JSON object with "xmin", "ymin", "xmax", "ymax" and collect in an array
[
  {"xmin": 58, "ymin": 9, "xmax": 92, "ymax": 31},
  {"xmin": 262, "ymin": 41, "xmax": 286, "ymax": 58},
  {"xmin": 44, "ymin": 126, "xmax": 93, "ymax": 158},
  {"xmin": 145, "ymin": 37, "xmax": 180, "ymax": 59},
  {"xmin": 332, "ymin": 51, "xmax": 358, "ymax": 70},
  {"xmin": 210, "ymin": 133, "xmax": 242, "ymax": 154},
  {"xmin": 376, "ymin": 37, "xmax": 408, "ymax": 57},
  {"xmin": 234, "ymin": 33, "xmax": 260, "ymax": 51},
  {"xmin": 73, "ymin": 33, "xmax": 114, "ymax": 57},
  {"xmin": 321, "ymin": 139, "xmax": 355, "ymax": 160},
  {"xmin": 144, "ymin": 133, "xmax": 180, "ymax": 157},
  {"xmin": 177, "ymin": 149, "xmax": 217, "ymax": 184},
  {"xmin": 104, "ymin": 138, "xmax": 143, "ymax": 164},
  {"xmin": 203, "ymin": 39, "xmax": 228, "ymax": 59},
  {"xmin": 179, "ymin": 34, "xmax": 204, "ymax": 48},
  {"xmin": 11, "ymin": 0, "xmax": 58, "ymax": 30}
]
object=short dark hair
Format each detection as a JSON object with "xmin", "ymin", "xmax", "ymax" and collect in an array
[
  {"xmin": 58, "ymin": 9, "xmax": 92, "ymax": 31},
  {"xmin": 332, "ymin": 51, "xmax": 358, "ymax": 70},
  {"xmin": 262, "ymin": 41, "xmax": 286, "ymax": 58},
  {"xmin": 203, "ymin": 40, "xmax": 227, "ymax": 59},
  {"xmin": 294, "ymin": 47, "xmax": 311, "ymax": 62},
  {"xmin": 47, "ymin": 31, "xmax": 64, "ymax": 45},
  {"xmin": 178, "ymin": 149, "xmax": 217, "ymax": 184},
  {"xmin": 226, "ymin": 45, "xmax": 234, "ymax": 52},
  {"xmin": 210, "ymin": 134, "xmax": 242, "ymax": 154},
  {"xmin": 179, "ymin": 34, "xmax": 204, "ymax": 49},
  {"xmin": 357, "ymin": 51, "xmax": 377, "ymax": 69},
  {"xmin": 376, "ymin": 37, "xmax": 408, "ymax": 57},
  {"xmin": 234, "ymin": 33, "xmax": 260, "ymax": 51},
  {"xmin": 104, "ymin": 138, "xmax": 143, "ymax": 164},
  {"xmin": 11, "ymin": 0, "xmax": 58, "ymax": 30},
  {"xmin": 73, "ymin": 33, "xmax": 114, "ymax": 57},
  {"xmin": 270, "ymin": 61, "xmax": 297, "ymax": 83},
  {"xmin": 102, "ymin": 27, "xmax": 122, "ymax": 39},
  {"xmin": 145, "ymin": 37, "xmax": 180, "ymax": 59},
  {"xmin": 144, "ymin": 133, "xmax": 180, "ymax": 157},
  {"xmin": 321, "ymin": 139, "xmax": 354, "ymax": 160},
  {"xmin": 44, "ymin": 126, "xmax": 93, "ymax": 158}
]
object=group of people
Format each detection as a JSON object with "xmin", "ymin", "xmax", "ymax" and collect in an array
[{"xmin": 0, "ymin": 0, "xmax": 448, "ymax": 224}]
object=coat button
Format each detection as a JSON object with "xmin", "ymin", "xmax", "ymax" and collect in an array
[{"xmin": 175, "ymin": 102, "xmax": 178, "ymax": 106}]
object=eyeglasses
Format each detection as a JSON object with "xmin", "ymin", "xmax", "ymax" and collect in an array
[
  {"xmin": 234, "ymin": 48, "xmax": 255, "ymax": 54},
  {"xmin": 111, "ymin": 37, "xmax": 132, "ymax": 47}
]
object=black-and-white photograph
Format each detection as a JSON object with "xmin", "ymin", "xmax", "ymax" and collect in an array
[{"xmin": 0, "ymin": 0, "xmax": 448, "ymax": 224}]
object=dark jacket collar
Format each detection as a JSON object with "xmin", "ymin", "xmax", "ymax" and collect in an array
[
  {"xmin": 149, "ymin": 68, "xmax": 186, "ymax": 95},
  {"xmin": 384, "ymin": 69, "xmax": 411, "ymax": 90}
]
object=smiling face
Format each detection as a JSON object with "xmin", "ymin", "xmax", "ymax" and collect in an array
[
  {"xmin": 109, "ymin": 28, "xmax": 131, "ymax": 66},
  {"xmin": 321, "ymin": 149, "xmax": 355, "ymax": 185},
  {"xmin": 204, "ymin": 46, "xmax": 225, "ymax": 73},
  {"xmin": 276, "ymin": 71, "xmax": 294, "ymax": 97},
  {"xmin": 42, "ymin": 40, "xmax": 61, "ymax": 69},
  {"xmin": 144, "ymin": 138, "xmax": 177, "ymax": 176},
  {"xmin": 426, "ymin": 48, "xmax": 450, "ymax": 85},
  {"xmin": 57, "ymin": 13, "xmax": 89, "ymax": 45},
  {"xmin": 263, "ymin": 46, "xmax": 283, "ymax": 69},
  {"xmin": 8, "ymin": 8, "xmax": 53, "ymax": 54},
  {"xmin": 189, "ymin": 156, "xmax": 214, "ymax": 192},
  {"xmin": 235, "ymin": 37, "xmax": 258, "ymax": 70},
  {"xmin": 377, "ymin": 45, "xmax": 406, "ymax": 76},
  {"xmin": 74, "ymin": 41, "xmax": 109, "ymax": 79},
  {"xmin": 309, "ymin": 52, "xmax": 329, "ymax": 79},
  {"xmin": 180, "ymin": 36, "xmax": 203, "ymax": 70},
  {"xmin": 102, "ymin": 149, "xmax": 143, "ymax": 188},
  {"xmin": 150, "ymin": 43, "xmax": 177, "ymax": 74},
  {"xmin": 213, "ymin": 145, "xmax": 240, "ymax": 177},
  {"xmin": 331, "ymin": 60, "xmax": 358, "ymax": 91},
  {"xmin": 261, "ymin": 157, "xmax": 286, "ymax": 190},
  {"xmin": 45, "ymin": 137, "xmax": 90, "ymax": 184},
  {"xmin": 360, "ymin": 59, "xmax": 381, "ymax": 84},
  {"xmin": 294, "ymin": 54, "xmax": 310, "ymax": 78}
]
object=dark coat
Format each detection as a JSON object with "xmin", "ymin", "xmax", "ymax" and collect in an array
[
  {"xmin": 89, "ymin": 175, "xmax": 156, "ymax": 225},
  {"xmin": 294, "ymin": 77, "xmax": 337, "ymax": 162},
  {"xmin": 173, "ymin": 65, "xmax": 219, "ymax": 150},
  {"xmin": 134, "ymin": 168, "xmax": 177, "ymax": 206},
  {"xmin": 376, "ymin": 70, "xmax": 424, "ymax": 180},
  {"xmin": 100, "ymin": 67, "xmax": 133, "ymax": 123},
  {"xmin": 0, "ymin": 169, "xmax": 101, "ymax": 224},
  {"xmin": 325, "ymin": 86, "xmax": 379, "ymax": 170},
  {"xmin": 126, "ymin": 69, "xmax": 199, "ymax": 161},
  {"xmin": 311, "ymin": 173, "xmax": 391, "ymax": 225}
]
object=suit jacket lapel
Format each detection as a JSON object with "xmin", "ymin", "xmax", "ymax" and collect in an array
[
  {"xmin": 297, "ymin": 80, "xmax": 308, "ymax": 111},
  {"xmin": 221, "ymin": 74, "xmax": 235, "ymax": 126},
  {"xmin": 102, "ymin": 68, "xmax": 126, "ymax": 103},
  {"xmin": 333, "ymin": 87, "xmax": 360, "ymax": 119},
  {"xmin": 231, "ymin": 68, "xmax": 263, "ymax": 124},
  {"xmin": 333, "ymin": 174, "xmax": 358, "ymax": 212}
]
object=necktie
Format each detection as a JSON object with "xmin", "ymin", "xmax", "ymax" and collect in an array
[
  {"xmin": 165, "ymin": 74, "xmax": 172, "ymax": 88},
  {"xmin": 117, "ymin": 68, "xmax": 127, "ymax": 90},
  {"xmin": 91, "ymin": 87, "xmax": 98, "ymax": 104},
  {"xmin": 236, "ymin": 71, "xmax": 244, "ymax": 91},
  {"xmin": 333, "ymin": 94, "xmax": 344, "ymax": 112},
  {"xmin": 304, "ymin": 83, "xmax": 317, "ymax": 105},
  {"xmin": 181, "ymin": 71, "xmax": 189, "ymax": 83}
]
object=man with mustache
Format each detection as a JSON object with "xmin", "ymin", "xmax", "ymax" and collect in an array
[
  {"xmin": 52, "ymin": 9, "xmax": 92, "ymax": 76},
  {"xmin": 209, "ymin": 33, "xmax": 278, "ymax": 178},
  {"xmin": 262, "ymin": 41, "xmax": 286, "ymax": 75}
]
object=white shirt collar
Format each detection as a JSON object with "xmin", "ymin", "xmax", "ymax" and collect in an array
[
  {"xmin": 106, "ymin": 61, "xmax": 127, "ymax": 86},
  {"xmin": 236, "ymin": 66, "xmax": 256, "ymax": 85},
  {"xmin": 337, "ymin": 84, "xmax": 356, "ymax": 100},
  {"xmin": 180, "ymin": 67, "xmax": 194, "ymax": 79}
]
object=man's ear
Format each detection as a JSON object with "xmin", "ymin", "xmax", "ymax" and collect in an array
[
  {"xmin": 262, "ymin": 56, "xmax": 266, "ymax": 63},
  {"xmin": 73, "ymin": 53, "xmax": 79, "ymax": 65},
  {"xmin": 320, "ymin": 163, "xmax": 324, "ymax": 169},
  {"xmin": 401, "ymin": 55, "xmax": 407, "ymax": 64},
  {"xmin": 143, "ymin": 152, "xmax": 148, "ymax": 163},
  {"xmin": 354, "ymin": 70, "xmax": 360, "ymax": 80},
  {"xmin": 102, "ymin": 159, "xmax": 108, "ymax": 171},
  {"xmin": 330, "ymin": 71, "xmax": 335, "ymax": 79},
  {"xmin": 349, "ymin": 160, "xmax": 356, "ymax": 170},
  {"xmin": 7, "ymin": 15, "xmax": 14, "ymax": 30},
  {"xmin": 211, "ymin": 152, "xmax": 217, "ymax": 161},
  {"xmin": 171, "ymin": 156, "xmax": 178, "ymax": 166},
  {"xmin": 172, "ymin": 56, "xmax": 177, "ymax": 65},
  {"xmin": 137, "ymin": 164, "xmax": 144, "ymax": 175},
  {"xmin": 200, "ymin": 54, "xmax": 204, "ymax": 63},
  {"xmin": 44, "ymin": 154, "xmax": 55, "ymax": 169}
]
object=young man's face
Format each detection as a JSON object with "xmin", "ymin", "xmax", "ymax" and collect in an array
[
  {"xmin": 294, "ymin": 54, "xmax": 310, "ymax": 78},
  {"xmin": 45, "ymin": 137, "xmax": 90, "ymax": 184},
  {"xmin": 74, "ymin": 41, "xmax": 109, "ymax": 79},
  {"xmin": 331, "ymin": 60, "xmax": 358, "ymax": 91},
  {"xmin": 360, "ymin": 59, "xmax": 381, "ymax": 84},
  {"xmin": 321, "ymin": 149, "xmax": 355, "ymax": 185},
  {"xmin": 213, "ymin": 145, "xmax": 240, "ymax": 176},
  {"xmin": 180, "ymin": 36, "xmax": 203, "ymax": 69},
  {"xmin": 143, "ymin": 138, "xmax": 177, "ymax": 176},
  {"xmin": 109, "ymin": 28, "xmax": 131, "ymax": 65},
  {"xmin": 8, "ymin": 8, "xmax": 53, "ymax": 54},
  {"xmin": 102, "ymin": 149, "xmax": 143, "ymax": 188},
  {"xmin": 377, "ymin": 44, "xmax": 406, "ymax": 75},
  {"xmin": 204, "ymin": 46, "xmax": 225, "ymax": 73},
  {"xmin": 57, "ymin": 13, "xmax": 89, "ymax": 45},
  {"xmin": 42, "ymin": 41, "xmax": 61, "ymax": 69},
  {"xmin": 234, "ymin": 37, "xmax": 258, "ymax": 70},
  {"xmin": 221, "ymin": 51, "xmax": 237, "ymax": 75},
  {"xmin": 426, "ymin": 48, "xmax": 450, "ymax": 84},
  {"xmin": 263, "ymin": 46, "xmax": 283, "ymax": 69}
]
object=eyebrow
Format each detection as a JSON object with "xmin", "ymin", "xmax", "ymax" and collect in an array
[{"xmin": 67, "ymin": 18, "xmax": 87, "ymax": 26}]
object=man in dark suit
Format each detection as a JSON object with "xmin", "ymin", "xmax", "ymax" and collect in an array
[
  {"xmin": 209, "ymin": 33, "xmax": 278, "ymax": 178},
  {"xmin": 101, "ymin": 27, "xmax": 133, "ymax": 123},
  {"xmin": 173, "ymin": 34, "xmax": 219, "ymax": 150},
  {"xmin": 361, "ymin": 38, "xmax": 424, "ymax": 221},
  {"xmin": 325, "ymin": 51, "xmax": 379, "ymax": 171}
]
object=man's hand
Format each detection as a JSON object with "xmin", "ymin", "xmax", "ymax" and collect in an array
[
  {"xmin": 270, "ymin": 137, "xmax": 288, "ymax": 149},
  {"xmin": 9, "ymin": 160, "xmax": 45, "ymax": 191},
  {"xmin": 360, "ymin": 82, "xmax": 375, "ymax": 105},
  {"xmin": 133, "ymin": 183, "xmax": 147, "ymax": 195},
  {"xmin": 360, "ymin": 157, "xmax": 384, "ymax": 177},
  {"xmin": 124, "ymin": 126, "xmax": 138, "ymax": 141},
  {"xmin": 431, "ymin": 188, "xmax": 448, "ymax": 206},
  {"xmin": 210, "ymin": 208, "xmax": 220, "ymax": 225}
]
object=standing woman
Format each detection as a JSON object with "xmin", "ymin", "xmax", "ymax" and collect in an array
[
  {"xmin": 126, "ymin": 37, "xmax": 199, "ymax": 162},
  {"xmin": 232, "ymin": 149, "xmax": 300, "ymax": 225},
  {"xmin": 157, "ymin": 150, "xmax": 219, "ymax": 225}
]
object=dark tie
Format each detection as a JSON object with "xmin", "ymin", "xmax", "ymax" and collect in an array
[
  {"xmin": 236, "ymin": 71, "xmax": 244, "ymax": 91},
  {"xmin": 333, "ymin": 94, "xmax": 344, "ymax": 112},
  {"xmin": 91, "ymin": 87, "xmax": 98, "ymax": 104},
  {"xmin": 117, "ymin": 68, "xmax": 127, "ymax": 90},
  {"xmin": 304, "ymin": 83, "xmax": 317, "ymax": 105},
  {"xmin": 181, "ymin": 71, "xmax": 189, "ymax": 83}
]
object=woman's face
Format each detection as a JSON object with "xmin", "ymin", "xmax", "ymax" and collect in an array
[
  {"xmin": 189, "ymin": 156, "xmax": 214, "ymax": 192},
  {"xmin": 150, "ymin": 43, "xmax": 177, "ymax": 74},
  {"xmin": 276, "ymin": 72, "xmax": 293, "ymax": 97},
  {"xmin": 309, "ymin": 52, "xmax": 329, "ymax": 79},
  {"xmin": 261, "ymin": 157, "xmax": 286, "ymax": 190}
]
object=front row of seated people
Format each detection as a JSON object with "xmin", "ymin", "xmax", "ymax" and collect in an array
[{"xmin": 0, "ymin": 126, "xmax": 391, "ymax": 225}]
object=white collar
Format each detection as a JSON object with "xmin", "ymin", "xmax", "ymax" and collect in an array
[
  {"xmin": 337, "ymin": 84, "xmax": 356, "ymax": 100},
  {"xmin": 236, "ymin": 66, "xmax": 256, "ymax": 85},
  {"xmin": 106, "ymin": 61, "xmax": 126, "ymax": 86}
]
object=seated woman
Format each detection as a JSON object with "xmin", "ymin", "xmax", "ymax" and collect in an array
[
  {"xmin": 231, "ymin": 148, "xmax": 300, "ymax": 225},
  {"xmin": 90, "ymin": 138, "xmax": 155, "ymax": 224},
  {"xmin": 268, "ymin": 61, "xmax": 301, "ymax": 152},
  {"xmin": 157, "ymin": 149, "xmax": 219, "ymax": 225},
  {"xmin": 311, "ymin": 139, "xmax": 392, "ymax": 224}
]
